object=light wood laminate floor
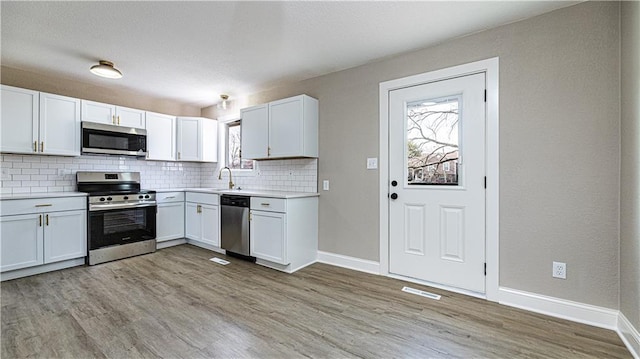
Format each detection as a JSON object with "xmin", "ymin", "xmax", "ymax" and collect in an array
[{"xmin": 1, "ymin": 244, "xmax": 631, "ymax": 358}]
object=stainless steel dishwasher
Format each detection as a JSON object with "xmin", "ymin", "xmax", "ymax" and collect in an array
[{"xmin": 220, "ymin": 194, "xmax": 254, "ymax": 261}]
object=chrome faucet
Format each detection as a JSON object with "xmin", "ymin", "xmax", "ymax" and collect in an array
[{"xmin": 218, "ymin": 166, "xmax": 234, "ymax": 190}]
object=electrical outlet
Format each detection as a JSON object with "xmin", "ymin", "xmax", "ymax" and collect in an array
[
  {"xmin": 553, "ymin": 261, "xmax": 566, "ymax": 279},
  {"xmin": 322, "ymin": 180, "xmax": 330, "ymax": 191},
  {"xmin": 367, "ymin": 158, "xmax": 378, "ymax": 170}
]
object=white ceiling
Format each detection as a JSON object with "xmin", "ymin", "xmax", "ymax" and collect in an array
[{"xmin": 1, "ymin": 1, "xmax": 577, "ymax": 108}]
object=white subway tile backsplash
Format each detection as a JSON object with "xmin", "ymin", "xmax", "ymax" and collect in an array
[{"xmin": 1, "ymin": 154, "xmax": 317, "ymax": 194}]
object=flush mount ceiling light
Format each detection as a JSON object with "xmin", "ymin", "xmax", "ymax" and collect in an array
[
  {"xmin": 217, "ymin": 94, "xmax": 229, "ymax": 110},
  {"xmin": 90, "ymin": 60, "xmax": 123, "ymax": 79}
]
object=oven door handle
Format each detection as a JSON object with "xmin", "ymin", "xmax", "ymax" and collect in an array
[{"xmin": 89, "ymin": 202, "xmax": 157, "ymax": 211}]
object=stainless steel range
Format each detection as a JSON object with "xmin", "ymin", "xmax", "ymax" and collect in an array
[{"xmin": 77, "ymin": 171, "xmax": 156, "ymax": 265}]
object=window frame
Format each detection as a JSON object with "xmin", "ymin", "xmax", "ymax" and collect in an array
[{"xmin": 217, "ymin": 114, "xmax": 255, "ymax": 176}]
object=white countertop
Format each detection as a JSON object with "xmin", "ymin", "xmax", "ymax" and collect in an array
[
  {"xmin": 155, "ymin": 188, "xmax": 319, "ymax": 199},
  {"xmin": 0, "ymin": 192, "xmax": 88, "ymax": 200}
]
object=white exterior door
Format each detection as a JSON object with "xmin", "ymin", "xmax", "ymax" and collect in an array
[{"xmin": 388, "ymin": 73, "xmax": 486, "ymax": 293}]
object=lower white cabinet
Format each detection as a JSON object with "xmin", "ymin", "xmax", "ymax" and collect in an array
[
  {"xmin": 156, "ymin": 192, "xmax": 185, "ymax": 242},
  {"xmin": 250, "ymin": 196, "xmax": 318, "ymax": 273},
  {"xmin": 251, "ymin": 210, "xmax": 287, "ymax": 264},
  {"xmin": 185, "ymin": 192, "xmax": 220, "ymax": 248},
  {"xmin": 0, "ymin": 197, "xmax": 86, "ymax": 273}
]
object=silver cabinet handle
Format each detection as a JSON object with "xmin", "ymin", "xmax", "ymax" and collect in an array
[
  {"xmin": 35, "ymin": 204, "xmax": 53, "ymax": 207},
  {"xmin": 261, "ymin": 203, "xmax": 270, "ymax": 206}
]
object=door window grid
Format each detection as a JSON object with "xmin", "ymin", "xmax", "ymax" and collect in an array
[{"xmin": 406, "ymin": 95, "xmax": 461, "ymax": 186}]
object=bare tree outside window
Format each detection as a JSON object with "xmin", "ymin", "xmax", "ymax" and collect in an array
[
  {"xmin": 406, "ymin": 96, "xmax": 460, "ymax": 185},
  {"xmin": 227, "ymin": 121, "xmax": 254, "ymax": 170}
]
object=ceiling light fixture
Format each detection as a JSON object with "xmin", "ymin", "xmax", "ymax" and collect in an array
[
  {"xmin": 90, "ymin": 60, "xmax": 123, "ymax": 79},
  {"xmin": 217, "ymin": 94, "xmax": 229, "ymax": 110}
]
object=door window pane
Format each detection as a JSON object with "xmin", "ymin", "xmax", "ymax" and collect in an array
[{"xmin": 407, "ymin": 96, "xmax": 460, "ymax": 186}]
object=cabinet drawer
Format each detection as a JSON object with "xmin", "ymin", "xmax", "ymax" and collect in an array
[
  {"xmin": 156, "ymin": 192, "xmax": 185, "ymax": 203},
  {"xmin": 1, "ymin": 197, "xmax": 86, "ymax": 216},
  {"xmin": 186, "ymin": 192, "xmax": 219, "ymax": 206},
  {"xmin": 250, "ymin": 197, "xmax": 286, "ymax": 212}
]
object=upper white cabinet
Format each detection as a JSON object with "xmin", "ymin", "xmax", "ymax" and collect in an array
[
  {"xmin": 176, "ymin": 117, "xmax": 218, "ymax": 162},
  {"xmin": 240, "ymin": 104, "xmax": 269, "ymax": 159},
  {"xmin": 240, "ymin": 94, "xmax": 318, "ymax": 160},
  {"xmin": 81, "ymin": 100, "xmax": 146, "ymax": 129},
  {"xmin": 1, "ymin": 85, "xmax": 80, "ymax": 156},
  {"xmin": 146, "ymin": 112, "xmax": 176, "ymax": 161}
]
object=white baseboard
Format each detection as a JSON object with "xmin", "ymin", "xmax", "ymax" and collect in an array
[
  {"xmin": 316, "ymin": 251, "xmax": 380, "ymax": 274},
  {"xmin": 186, "ymin": 240, "xmax": 225, "ymax": 254},
  {"xmin": 157, "ymin": 238, "xmax": 187, "ymax": 249},
  {"xmin": 498, "ymin": 287, "xmax": 619, "ymax": 330},
  {"xmin": 618, "ymin": 312, "xmax": 640, "ymax": 359},
  {"xmin": 1, "ymin": 258, "xmax": 85, "ymax": 281}
]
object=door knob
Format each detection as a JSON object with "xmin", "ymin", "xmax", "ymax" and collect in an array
[
  {"xmin": 390, "ymin": 193, "xmax": 398, "ymax": 200},
  {"xmin": 391, "ymin": 180, "xmax": 398, "ymax": 187}
]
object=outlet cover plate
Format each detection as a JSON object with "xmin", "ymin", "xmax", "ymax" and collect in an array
[{"xmin": 553, "ymin": 261, "xmax": 566, "ymax": 279}]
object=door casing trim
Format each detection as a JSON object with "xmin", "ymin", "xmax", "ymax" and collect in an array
[{"xmin": 379, "ymin": 57, "xmax": 499, "ymax": 301}]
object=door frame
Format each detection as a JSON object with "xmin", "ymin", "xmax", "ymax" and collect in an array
[{"xmin": 379, "ymin": 57, "xmax": 499, "ymax": 301}]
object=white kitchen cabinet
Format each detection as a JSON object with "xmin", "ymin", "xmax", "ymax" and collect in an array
[
  {"xmin": 39, "ymin": 92, "xmax": 81, "ymax": 156},
  {"xmin": 185, "ymin": 192, "xmax": 220, "ymax": 248},
  {"xmin": 1, "ymin": 86, "xmax": 80, "ymax": 156},
  {"xmin": 146, "ymin": 112, "xmax": 177, "ymax": 161},
  {"xmin": 240, "ymin": 104, "xmax": 269, "ymax": 159},
  {"xmin": 156, "ymin": 192, "xmax": 185, "ymax": 242},
  {"xmin": 1, "ymin": 85, "xmax": 39, "ymax": 154},
  {"xmin": 0, "ymin": 197, "xmax": 86, "ymax": 273},
  {"xmin": 176, "ymin": 117, "xmax": 218, "ymax": 162},
  {"xmin": 43, "ymin": 210, "xmax": 87, "ymax": 263},
  {"xmin": 251, "ymin": 210, "xmax": 287, "ymax": 264},
  {"xmin": 0, "ymin": 213, "xmax": 43, "ymax": 272},
  {"xmin": 81, "ymin": 100, "xmax": 146, "ymax": 129},
  {"xmin": 240, "ymin": 95, "xmax": 318, "ymax": 160},
  {"xmin": 249, "ymin": 196, "xmax": 318, "ymax": 273}
]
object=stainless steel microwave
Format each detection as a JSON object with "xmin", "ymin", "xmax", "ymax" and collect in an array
[{"xmin": 81, "ymin": 121, "xmax": 147, "ymax": 157}]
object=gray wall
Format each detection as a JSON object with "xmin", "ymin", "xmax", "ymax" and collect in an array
[
  {"xmin": 0, "ymin": 2, "xmax": 624, "ymax": 311},
  {"xmin": 246, "ymin": 2, "xmax": 621, "ymax": 308},
  {"xmin": 1, "ymin": 66, "xmax": 201, "ymax": 116},
  {"xmin": 620, "ymin": 1, "xmax": 640, "ymax": 330}
]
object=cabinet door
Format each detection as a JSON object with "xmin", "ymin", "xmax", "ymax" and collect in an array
[
  {"xmin": 200, "ymin": 118, "xmax": 218, "ymax": 163},
  {"xmin": 185, "ymin": 202, "xmax": 201, "ymax": 240},
  {"xmin": 269, "ymin": 97, "xmax": 303, "ymax": 158},
  {"xmin": 39, "ymin": 92, "xmax": 81, "ymax": 156},
  {"xmin": 43, "ymin": 210, "xmax": 86, "ymax": 263},
  {"xmin": 157, "ymin": 202, "xmax": 185, "ymax": 242},
  {"xmin": 240, "ymin": 104, "xmax": 269, "ymax": 159},
  {"xmin": 250, "ymin": 210, "xmax": 288, "ymax": 264},
  {"xmin": 200, "ymin": 204, "xmax": 220, "ymax": 247},
  {"xmin": 81, "ymin": 100, "xmax": 116, "ymax": 125},
  {"xmin": 0, "ymin": 214, "xmax": 44, "ymax": 272},
  {"xmin": 146, "ymin": 112, "xmax": 176, "ymax": 161},
  {"xmin": 177, "ymin": 117, "xmax": 201, "ymax": 161},
  {"xmin": 116, "ymin": 106, "xmax": 146, "ymax": 129},
  {"xmin": 1, "ymin": 85, "xmax": 39, "ymax": 154}
]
